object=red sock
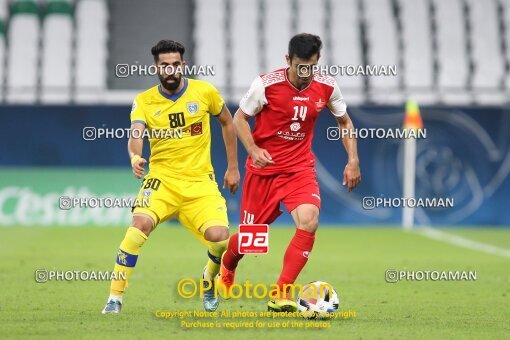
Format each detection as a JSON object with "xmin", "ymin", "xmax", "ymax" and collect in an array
[
  {"xmin": 222, "ymin": 233, "xmax": 245, "ymax": 271},
  {"xmin": 276, "ymin": 229, "xmax": 315, "ymax": 297}
]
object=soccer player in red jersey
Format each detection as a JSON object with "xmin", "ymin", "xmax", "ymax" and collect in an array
[{"xmin": 216, "ymin": 33, "xmax": 362, "ymax": 312}]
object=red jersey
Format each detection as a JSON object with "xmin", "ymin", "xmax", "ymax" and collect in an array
[{"xmin": 239, "ymin": 68, "xmax": 347, "ymax": 175}]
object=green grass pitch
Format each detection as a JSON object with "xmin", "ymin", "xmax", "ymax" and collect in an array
[{"xmin": 0, "ymin": 226, "xmax": 509, "ymax": 339}]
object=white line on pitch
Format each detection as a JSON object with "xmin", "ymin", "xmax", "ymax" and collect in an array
[{"xmin": 416, "ymin": 226, "xmax": 510, "ymax": 259}]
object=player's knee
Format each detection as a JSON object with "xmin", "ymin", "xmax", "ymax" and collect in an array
[
  {"xmin": 204, "ymin": 226, "xmax": 229, "ymax": 242},
  {"xmin": 131, "ymin": 215, "xmax": 154, "ymax": 236},
  {"xmin": 298, "ymin": 216, "xmax": 319, "ymax": 233}
]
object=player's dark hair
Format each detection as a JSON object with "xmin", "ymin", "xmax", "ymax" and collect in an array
[
  {"xmin": 288, "ymin": 33, "xmax": 322, "ymax": 60},
  {"xmin": 151, "ymin": 40, "xmax": 185, "ymax": 62}
]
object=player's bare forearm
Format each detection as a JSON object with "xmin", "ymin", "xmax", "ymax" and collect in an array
[
  {"xmin": 128, "ymin": 122, "xmax": 147, "ymax": 179},
  {"xmin": 127, "ymin": 136, "xmax": 143, "ymax": 159},
  {"xmin": 336, "ymin": 113, "xmax": 359, "ymax": 163},
  {"xmin": 233, "ymin": 109, "xmax": 274, "ymax": 168},
  {"xmin": 216, "ymin": 106, "xmax": 240, "ymax": 193},
  {"xmin": 216, "ymin": 106, "xmax": 239, "ymax": 170},
  {"xmin": 233, "ymin": 109, "xmax": 256, "ymax": 152},
  {"xmin": 336, "ymin": 113, "xmax": 361, "ymax": 191}
]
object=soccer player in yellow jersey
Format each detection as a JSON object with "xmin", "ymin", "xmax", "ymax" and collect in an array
[{"xmin": 102, "ymin": 40, "xmax": 240, "ymax": 314}]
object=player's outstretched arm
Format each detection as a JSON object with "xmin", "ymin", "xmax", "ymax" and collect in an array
[
  {"xmin": 233, "ymin": 109, "xmax": 274, "ymax": 169},
  {"xmin": 336, "ymin": 113, "xmax": 361, "ymax": 192},
  {"xmin": 128, "ymin": 122, "xmax": 147, "ymax": 179},
  {"xmin": 215, "ymin": 105, "xmax": 240, "ymax": 194}
]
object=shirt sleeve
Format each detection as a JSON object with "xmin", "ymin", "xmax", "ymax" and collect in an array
[
  {"xmin": 327, "ymin": 81, "xmax": 347, "ymax": 117},
  {"xmin": 130, "ymin": 95, "xmax": 146, "ymax": 125},
  {"xmin": 207, "ymin": 83, "xmax": 225, "ymax": 116},
  {"xmin": 239, "ymin": 76, "xmax": 267, "ymax": 116}
]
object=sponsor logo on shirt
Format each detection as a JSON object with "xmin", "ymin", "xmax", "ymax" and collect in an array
[
  {"xmin": 290, "ymin": 122, "xmax": 301, "ymax": 131},
  {"xmin": 190, "ymin": 122, "xmax": 203, "ymax": 136},
  {"xmin": 293, "ymin": 96, "xmax": 309, "ymax": 101},
  {"xmin": 277, "ymin": 130, "xmax": 305, "ymax": 141}
]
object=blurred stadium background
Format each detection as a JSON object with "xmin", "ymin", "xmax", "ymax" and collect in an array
[{"xmin": 1, "ymin": 0, "xmax": 509, "ymax": 228}]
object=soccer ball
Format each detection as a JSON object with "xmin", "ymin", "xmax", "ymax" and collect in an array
[{"xmin": 296, "ymin": 281, "xmax": 339, "ymax": 319}]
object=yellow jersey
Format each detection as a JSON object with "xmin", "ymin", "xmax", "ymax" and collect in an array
[{"xmin": 130, "ymin": 78, "xmax": 225, "ymax": 181}]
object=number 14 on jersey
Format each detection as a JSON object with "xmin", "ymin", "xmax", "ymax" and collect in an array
[{"xmin": 292, "ymin": 105, "xmax": 307, "ymax": 121}]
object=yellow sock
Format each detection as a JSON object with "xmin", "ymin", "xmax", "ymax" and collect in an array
[
  {"xmin": 204, "ymin": 239, "xmax": 228, "ymax": 279},
  {"xmin": 110, "ymin": 227, "xmax": 148, "ymax": 296}
]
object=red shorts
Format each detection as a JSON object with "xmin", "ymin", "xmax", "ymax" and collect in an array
[{"xmin": 240, "ymin": 168, "xmax": 321, "ymax": 225}]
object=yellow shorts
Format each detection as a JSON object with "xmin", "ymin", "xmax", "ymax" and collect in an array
[{"xmin": 132, "ymin": 172, "xmax": 229, "ymax": 244}]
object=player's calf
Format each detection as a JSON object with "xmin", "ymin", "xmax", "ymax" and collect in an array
[
  {"xmin": 102, "ymin": 215, "xmax": 153, "ymax": 314},
  {"xmin": 202, "ymin": 226, "xmax": 229, "ymax": 309},
  {"xmin": 215, "ymin": 233, "xmax": 241, "ymax": 299},
  {"xmin": 274, "ymin": 204, "xmax": 318, "ymax": 302}
]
